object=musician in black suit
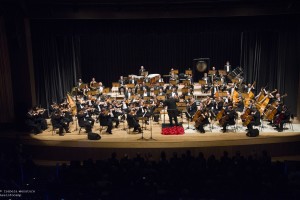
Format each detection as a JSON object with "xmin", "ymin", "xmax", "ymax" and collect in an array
[
  {"xmin": 164, "ymin": 95, "xmax": 179, "ymax": 126},
  {"xmin": 246, "ymin": 108, "xmax": 261, "ymax": 135},
  {"xmin": 26, "ymin": 108, "xmax": 42, "ymax": 134},
  {"xmin": 98, "ymin": 108, "xmax": 113, "ymax": 134},
  {"xmin": 127, "ymin": 109, "xmax": 142, "ymax": 133},
  {"xmin": 186, "ymin": 97, "xmax": 197, "ymax": 121},
  {"xmin": 195, "ymin": 109, "xmax": 210, "ymax": 133},
  {"xmin": 51, "ymin": 111, "xmax": 70, "ymax": 136},
  {"xmin": 77, "ymin": 110, "xmax": 92, "ymax": 133},
  {"xmin": 221, "ymin": 106, "xmax": 236, "ymax": 133}
]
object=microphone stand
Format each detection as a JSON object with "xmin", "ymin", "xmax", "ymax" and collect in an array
[
  {"xmin": 147, "ymin": 114, "xmax": 156, "ymax": 141},
  {"xmin": 185, "ymin": 112, "xmax": 191, "ymax": 130}
]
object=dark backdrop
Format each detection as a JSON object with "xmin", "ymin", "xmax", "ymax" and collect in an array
[{"xmin": 30, "ymin": 15, "xmax": 300, "ymax": 114}]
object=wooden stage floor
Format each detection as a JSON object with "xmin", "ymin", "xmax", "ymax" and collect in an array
[{"xmin": 1, "ymin": 118, "xmax": 300, "ymax": 161}]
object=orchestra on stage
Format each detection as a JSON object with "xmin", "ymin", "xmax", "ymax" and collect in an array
[{"xmin": 26, "ymin": 62, "xmax": 292, "ymax": 136}]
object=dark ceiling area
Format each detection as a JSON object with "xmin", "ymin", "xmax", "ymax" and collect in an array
[{"xmin": 1, "ymin": 0, "xmax": 300, "ymax": 19}]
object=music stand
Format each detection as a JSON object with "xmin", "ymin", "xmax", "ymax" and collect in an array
[
  {"xmin": 185, "ymin": 112, "xmax": 192, "ymax": 130},
  {"xmin": 148, "ymin": 113, "xmax": 156, "ymax": 141}
]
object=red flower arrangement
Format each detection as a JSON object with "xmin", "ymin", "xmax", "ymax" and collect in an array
[{"xmin": 161, "ymin": 126, "xmax": 185, "ymax": 135}]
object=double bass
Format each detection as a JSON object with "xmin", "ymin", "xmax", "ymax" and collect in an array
[
  {"xmin": 263, "ymin": 94, "xmax": 288, "ymax": 121},
  {"xmin": 255, "ymin": 89, "xmax": 277, "ymax": 115}
]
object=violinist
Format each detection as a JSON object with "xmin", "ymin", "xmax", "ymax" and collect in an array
[
  {"xmin": 33, "ymin": 106, "xmax": 48, "ymax": 130},
  {"xmin": 59, "ymin": 105, "xmax": 73, "ymax": 127},
  {"xmin": 77, "ymin": 109, "xmax": 93, "ymax": 133},
  {"xmin": 195, "ymin": 107, "xmax": 210, "ymax": 133},
  {"xmin": 220, "ymin": 105, "xmax": 236, "ymax": 133},
  {"xmin": 83, "ymin": 105, "xmax": 95, "ymax": 127},
  {"xmin": 186, "ymin": 97, "xmax": 197, "ymax": 121},
  {"xmin": 109, "ymin": 103, "xmax": 120, "ymax": 128},
  {"xmin": 26, "ymin": 108, "xmax": 43, "ymax": 134},
  {"xmin": 51, "ymin": 110, "xmax": 70, "ymax": 136},
  {"xmin": 274, "ymin": 105, "xmax": 290, "ymax": 132},
  {"xmin": 98, "ymin": 108, "xmax": 113, "ymax": 134},
  {"xmin": 127, "ymin": 108, "xmax": 143, "ymax": 133},
  {"xmin": 245, "ymin": 107, "xmax": 261, "ymax": 136}
]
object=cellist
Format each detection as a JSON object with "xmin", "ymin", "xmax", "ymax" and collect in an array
[
  {"xmin": 220, "ymin": 105, "xmax": 237, "ymax": 133},
  {"xmin": 195, "ymin": 107, "xmax": 210, "ymax": 134},
  {"xmin": 245, "ymin": 107, "xmax": 261, "ymax": 136}
]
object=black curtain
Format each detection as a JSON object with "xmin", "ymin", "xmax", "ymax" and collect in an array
[
  {"xmin": 32, "ymin": 33, "xmax": 81, "ymax": 109},
  {"xmin": 31, "ymin": 16, "xmax": 299, "ymax": 114},
  {"xmin": 240, "ymin": 30, "xmax": 299, "ymax": 114}
]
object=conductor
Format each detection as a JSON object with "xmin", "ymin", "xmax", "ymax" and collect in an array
[{"xmin": 163, "ymin": 95, "xmax": 179, "ymax": 126}]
